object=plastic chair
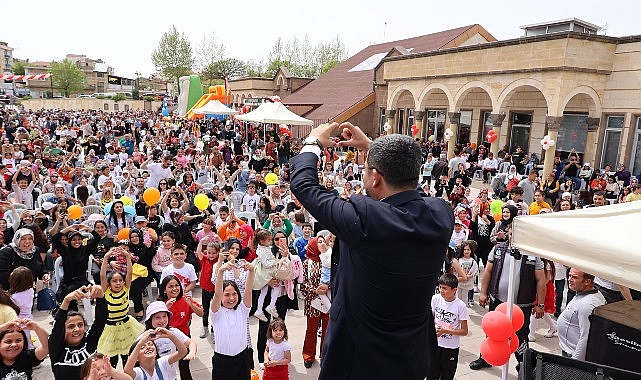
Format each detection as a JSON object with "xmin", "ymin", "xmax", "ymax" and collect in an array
[
  {"xmin": 203, "ymin": 182, "xmax": 216, "ymax": 190},
  {"xmin": 236, "ymin": 211, "xmax": 258, "ymax": 230},
  {"xmin": 36, "ymin": 192, "xmax": 53, "ymax": 209},
  {"xmin": 53, "ymin": 256, "xmax": 94, "ymax": 326},
  {"xmin": 230, "ymin": 191, "xmax": 244, "ymax": 212},
  {"xmin": 473, "ymin": 170, "xmax": 483, "ymax": 181},
  {"xmin": 82, "ymin": 205, "xmax": 103, "ymax": 217}
]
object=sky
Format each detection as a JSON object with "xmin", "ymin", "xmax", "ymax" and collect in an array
[{"xmin": 3, "ymin": 0, "xmax": 640, "ymax": 79}]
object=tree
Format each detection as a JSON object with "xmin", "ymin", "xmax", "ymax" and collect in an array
[
  {"xmin": 12, "ymin": 61, "xmax": 27, "ymax": 75},
  {"xmin": 210, "ymin": 58, "xmax": 246, "ymax": 80},
  {"xmin": 245, "ymin": 59, "xmax": 267, "ymax": 77},
  {"xmin": 51, "ymin": 59, "xmax": 86, "ymax": 97},
  {"xmin": 264, "ymin": 35, "xmax": 348, "ymax": 78},
  {"xmin": 151, "ymin": 25, "xmax": 194, "ymax": 87},
  {"xmin": 195, "ymin": 32, "xmax": 226, "ymax": 86}
]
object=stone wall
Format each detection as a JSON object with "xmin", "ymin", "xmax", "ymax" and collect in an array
[{"xmin": 19, "ymin": 99, "xmax": 162, "ymax": 111}]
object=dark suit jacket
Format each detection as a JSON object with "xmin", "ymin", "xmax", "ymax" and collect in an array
[{"xmin": 290, "ymin": 152, "xmax": 454, "ymax": 380}]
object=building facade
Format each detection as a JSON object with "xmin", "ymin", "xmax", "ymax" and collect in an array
[{"xmin": 376, "ymin": 30, "xmax": 641, "ymax": 177}]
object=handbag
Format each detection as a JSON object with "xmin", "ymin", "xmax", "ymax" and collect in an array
[
  {"xmin": 311, "ymin": 296, "xmax": 330, "ymax": 314},
  {"xmin": 275, "ymin": 257, "xmax": 294, "ymax": 281},
  {"xmin": 131, "ymin": 263, "xmax": 148, "ymax": 280},
  {"xmin": 37, "ymin": 286, "xmax": 58, "ymax": 311}
]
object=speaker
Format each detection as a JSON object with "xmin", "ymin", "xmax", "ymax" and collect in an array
[{"xmin": 519, "ymin": 348, "xmax": 641, "ymax": 380}]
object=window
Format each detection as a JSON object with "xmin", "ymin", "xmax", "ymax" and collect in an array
[
  {"xmin": 397, "ymin": 109, "xmax": 405, "ymax": 135},
  {"xmin": 114, "ymin": 104, "xmax": 119, "ymax": 111},
  {"xmin": 426, "ymin": 110, "xmax": 446, "ymax": 141},
  {"xmin": 509, "ymin": 112, "xmax": 532, "ymax": 152},
  {"xmin": 631, "ymin": 117, "xmax": 641, "ymax": 176},
  {"xmin": 600, "ymin": 116, "xmax": 624, "ymax": 170},
  {"xmin": 557, "ymin": 114, "xmax": 588, "ymax": 153},
  {"xmin": 481, "ymin": 112, "xmax": 493, "ymax": 149},
  {"xmin": 124, "ymin": 105, "xmax": 129, "ymax": 112},
  {"xmin": 104, "ymin": 103, "xmax": 109, "ymax": 111},
  {"xmin": 458, "ymin": 110, "xmax": 472, "ymax": 145},
  {"xmin": 97, "ymin": 82, "xmax": 105, "ymax": 92},
  {"xmin": 407, "ymin": 109, "xmax": 414, "ymax": 135},
  {"xmin": 379, "ymin": 108, "xmax": 386, "ymax": 134},
  {"xmin": 97, "ymin": 72, "xmax": 104, "ymax": 78}
]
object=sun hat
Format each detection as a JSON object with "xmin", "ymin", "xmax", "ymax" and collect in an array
[{"xmin": 145, "ymin": 301, "xmax": 172, "ymax": 322}]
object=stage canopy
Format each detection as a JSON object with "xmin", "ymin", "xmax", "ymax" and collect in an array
[
  {"xmin": 192, "ymin": 100, "xmax": 238, "ymax": 115},
  {"xmin": 235, "ymin": 102, "xmax": 313, "ymax": 126}
]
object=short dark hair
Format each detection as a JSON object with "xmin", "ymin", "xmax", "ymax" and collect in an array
[
  {"xmin": 159, "ymin": 275, "xmax": 184, "ymax": 301},
  {"xmin": 593, "ymin": 190, "xmax": 605, "ymax": 198},
  {"xmin": 529, "ymin": 169, "xmax": 539, "ymax": 176},
  {"xmin": 510, "ymin": 186, "xmax": 524, "ymax": 195},
  {"xmin": 367, "ymin": 134, "xmax": 422, "ymax": 188},
  {"xmin": 438, "ymin": 273, "xmax": 458, "ymax": 289}
]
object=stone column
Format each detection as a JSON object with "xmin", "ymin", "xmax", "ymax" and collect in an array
[
  {"xmin": 490, "ymin": 113, "xmax": 506, "ymax": 156},
  {"xmin": 385, "ymin": 109, "xmax": 396, "ymax": 134},
  {"xmin": 583, "ymin": 117, "xmax": 600, "ymax": 167},
  {"xmin": 414, "ymin": 110, "xmax": 425, "ymax": 140},
  {"xmin": 447, "ymin": 112, "xmax": 460, "ymax": 159},
  {"xmin": 543, "ymin": 116, "xmax": 563, "ymax": 178}
]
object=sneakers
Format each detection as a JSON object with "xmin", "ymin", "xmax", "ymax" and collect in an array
[
  {"xmin": 265, "ymin": 305, "xmax": 280, "ymax": 319},
  {"xmin": 254, "ymin": 311, "xmax": 268, "ymax": 322},
  {"xmin": 199, "ymin": 326, "xmax": 208, "ymax": 338},
  {"xmin": 304, "ymin": 360, "xmax": 314, "ymax": 368},
  {"xmin": 528, "ymin": 333, "xmax": 536, "ymax": 342},
  {"xmin": 544, "ymin": 328, "xmax": 557, "ymax": 338},
  {"xmin": 468, "ymin": 301, "xmax": 474, "ymax": 307},
  {"xmin": 469, "ymin": 357, "xmax": 492, "ymax": 370},
  {"xmin": 258, "ymin": 362, "xmax": 265, "ymax": 370}
]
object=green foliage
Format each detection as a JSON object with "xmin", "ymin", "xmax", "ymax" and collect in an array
[
  {"xmin": 21, "ymin": 95, "xmax": 31, "ymax": 100},
  {"xmin": 264, "ymin": 35, "xmax": 348, "ymax": 78},
  {"xmin": 245, "ymin": 59, "xmax": 268, "ymax": 77},
  {"xmin": 12, "ymin": 61, "xmax": 27, "ymax": 75},
  {"xmin": 132, "ymin": 88, "xmax": 139, "ymax": 100},
  {"xmin": 151, "ymin": 25, "xmax": 194, "ymax": 86},
  {"xmin": 194, "ymin": 32, "xmax": 226, "ymax": 86},
  {"xmin": 45, "ymin": 90, "xmax": 53, "ymax": 99},
  {"xmin": 51, "ymin": 59, "xmax": 87, "ymax": 97},
  {"xmin": 210, "ymin": 58, "xmax": 246, "ymax": 80},
  {"xmin": 143, "ymin": 96, "xmax": 155, "ymax": 102},
  {"xmin": 112, "ymin": 94, "xmax": 126, "ymax": 102},
  {"xmin": 96, "ymin": 95, "xmax": 106, "ymax": 100}
]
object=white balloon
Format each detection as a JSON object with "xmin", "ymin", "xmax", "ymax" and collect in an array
[
  {"xmin": 542, "ymin": 145, "xmax": 550, "ymax": 150},
  {"xmin": 540, "ymin": 139, "xmax": 547, "ymax": 146},
  {"xmin": 544, "ymin": 135, "xmax": 552, "ymax": 140},
  {"xmin": 548, "ymin": 140, "xmax": 555, "ymax": 146}
]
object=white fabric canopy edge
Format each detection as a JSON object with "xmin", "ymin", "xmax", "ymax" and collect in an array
[
  {"xmin": 512, "ymin": 201, "xmax": 641, "ymax": 291},
  {"xmin": 192, "ymin": 99, "xmax": 238, "ymax": 115},
  {"xmin": 235, "ymin": 102, "xmax": 313, "ymax": 126}
]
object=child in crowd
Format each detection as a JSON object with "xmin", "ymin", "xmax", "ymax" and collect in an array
[
  {"xmin": 151, "ymin": 231, "xmax": 175, "ymax": 283},
  {"xmin": 210, "ymin": 259, "xmax": 255, "ymax": 380},
  {"xmin": 141, "ymin": 301, "xmax": 195, "ymax": 380},
  {"xmin": 80, "ymin": 353, "xmax": 130, "ymax": 380},
  {"xmin": 263, "ymin": 319, "xmax": 292, "ymax": 380},
  {"xmin": 159, "ymin": 275, "xmax": 203, "ymax": 380},
  {"xmin": 195, "ymin": 237, "xmax": 220, "ymax": 338},
  {"xmin": 253, "ymin": 229, "xmax": 282, "ymax": 321},
  {"xmin": 450, "ymin": 219, "xmax": 468, "ymax": 248},
  {"xmin": 429, "ymin": 273, "xmax": 469, "ymax": 380},
  {"xmin": 98, "ymin": 247, "xmax": 145, "ymax": 368},
  {"xmin": 313, "ymin": 236, "xmax": 332, "ymax": 313},
  {"xmin": 457, "ymin": 241, "xmax": 479, "ymax": 307},
  {"xmin": 124, "ymin": 328, "xmax": 187, "ymax": 380},
  {"xmin": 159, "ymin": 243, "xmax": 197, "ymax": 296},
  {"xmin": 9, "ymin": 266, "xmax": 35, "ymax": 348}
]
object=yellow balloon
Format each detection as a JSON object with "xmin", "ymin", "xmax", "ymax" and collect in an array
[
  {"xmin": 120, "ymin": 196, "xmax": 133, "ymax": 207},
  {"xmin": 194, "ymin": 194, "xmax": 210, "ymax": 210},
  {"xmin": 265, "ymin": 172, "xmax": 279, "ymax": 185}
]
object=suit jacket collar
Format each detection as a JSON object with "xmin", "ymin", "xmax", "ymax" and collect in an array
[{"xmin": 381, "ymin": 189, "xmax": 423, "ymax": 207}]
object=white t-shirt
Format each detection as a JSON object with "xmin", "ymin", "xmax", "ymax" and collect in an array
[
  {"xmin": 132, "ymin": 355, "xmax": 173, "ymax": 380},
  {"xmin": 267, "ymin": 338, "xmax": 292, "ymax": 361},
  {"xmin": 137, "ymin": 327, "xmax": 188, "ymax": 380},
  {"xmin": 210, "ymin": 303, "xmax": 251, "ymax": 356},
  {"xmin": 146, "ymin": 162, "xmax": 171, "ymax": 188},
  {"xmin": 160, "ymin": 263, "xmax": 197, "ymax": 296},
  {"xmin": 242, "ymin": 193, "xmax": 261, "ymax": 213},
  {"xmin": 431, "ymin": 294, "xmax": 469, "ymax": 349}
]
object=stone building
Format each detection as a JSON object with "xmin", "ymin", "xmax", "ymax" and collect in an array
[
  {"xmin": 375, "ymin": 19, "xmax": 641, "ymax": 177},
  {"xmin": 230, "ymin": 67, "xmax": 313, "ymax": 109}
]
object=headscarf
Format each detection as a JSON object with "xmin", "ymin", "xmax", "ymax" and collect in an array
[
  {"xmin": 11, "ymin": 228, "xmax": 36, "ymax": 260},
  {"xmin": 499, "ymin": 205, "xmax": 518, "ymax": 230},
  {"xmin": 167, "ymin": 208, "xmax": 184, "ymax": 227},
  {"xmin": 239, "ymin": 224, "xmax": 254, "ymax": 248},
  {"xmin": 305, "ymin": 237, "xmax": 321, "ymax": 263}
]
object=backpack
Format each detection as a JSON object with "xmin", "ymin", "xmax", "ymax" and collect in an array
[
  {"xmin": 36, "ymin": 286, "xmax": 57, "ymax": 311},
  {"xmin": 275, "ymin": 257, "xmax": 294, "ymax": 281}
]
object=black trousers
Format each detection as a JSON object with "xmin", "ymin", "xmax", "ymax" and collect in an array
[
  {"xmin": 487, "ymin": 297, "xmax": 533, "ymax": 363},
  {"xmin": 130, "ymin": 275, "xmax": 154, "ymax": 313},
  {"xmin": 428, "ymin": 347, "xmax": 459, "ymax": 380}
]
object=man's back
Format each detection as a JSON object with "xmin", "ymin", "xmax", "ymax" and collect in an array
[{"xmin": 290, "ymin": 152, "xmax": 453, "ymax": 379}]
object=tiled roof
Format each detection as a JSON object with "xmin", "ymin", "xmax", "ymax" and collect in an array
[{"xmin": 283, "ymin": 25, "xmax": 495, "ymax": 122}]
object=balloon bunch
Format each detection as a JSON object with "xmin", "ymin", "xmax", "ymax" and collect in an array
[
  {"xmin": 486, "ymin": 130, "xmax": 498, "ymax": 143},
  {"xmin": 540, "ymin": 135, "xmax": 556, "ymax": 150},
  {"xmin": 411, "ymin": 124, "xmax": 419, "ymax": 136},
  {"xmin": 279, "ymin": 124, "xmax": 292, "ymax": 137},
  {"xmin": 444, "ymin": 128, "xmax": 454, "ymax": 141},
  {"xmin": 383, "ymin": 123, "xmax": 391, "ymax": 132},
  {"xmin": 480, "ymin": 303, "xmax": 524, "ymax": 366}
]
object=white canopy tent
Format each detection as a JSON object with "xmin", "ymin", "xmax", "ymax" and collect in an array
[
  {"xmin": 192, "ymin": 100, "xmax": 238, "ymax": 115},
  {"xmin": 235, "ymin": 102, "xmax": 313, "ymax": 126},
  {"xmin": 512, "ymin": 200, "xmax": 641, "ymax": 291}
]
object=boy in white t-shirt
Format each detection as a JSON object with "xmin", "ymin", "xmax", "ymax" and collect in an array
[
  {"xmin": 430, "ymin": 273, "xmax": 469, "ymax": 380},
  {"xmin": 241, "ymin": 181, "xmax": 261, "ymax": 213},
  {"xmin": 160, "ymin": 244, "xmax": 198, "ymax": 296}
]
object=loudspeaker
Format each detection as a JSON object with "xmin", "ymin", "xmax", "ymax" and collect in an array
[{"xmin": 519, "ymin": 348, "xmax": 641, "ymax": 380}]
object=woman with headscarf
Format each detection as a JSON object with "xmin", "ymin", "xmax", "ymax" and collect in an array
[
  {"xmin": 489, "ymin": 204, "xmax": 517, "ymax": 245},
  {"xmin": 300, "ymin": 235, "xmax": 330, "ymax": 369},
  {"xmin": 238, "ymin": 223, "xmax": 257, "ymax": 262},
  {"xmin": 128, "ymin": 228, "xmax": 156, "ymax": 321},
  {"xmin": 54, "ymin": 223, "xmax": 100, "ymax": 306},
  {"xmin": 0, "ymin": 228, "xmax": 48, "ymax": 290}
]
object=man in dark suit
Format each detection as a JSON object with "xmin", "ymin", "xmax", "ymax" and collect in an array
[{"xmin": 290, "ymin": 122, "xmax": 454, "ymax": 380}]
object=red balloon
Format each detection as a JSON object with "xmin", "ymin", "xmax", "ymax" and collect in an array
[
  {"xmin": 482, "ymin": 311, "xmax": 512, "ymax": 340},
  {"xmin": 488, "ymin": 134, "xmax": 498, "ymax": 143},
  {"xmin": 495, "ymin": 302, "xmax": 525, "ymax": 332},
  {"xmin": 480, "ymin": 338, "xmax": 511, "ymax": 366},
  {"xmin": 509, "ymin": 332, "xmax": 520, "ymax": 353}
]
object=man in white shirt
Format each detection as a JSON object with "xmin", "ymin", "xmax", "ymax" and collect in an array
[
  {"xmin": 481, "ymin": 152, "xmax": 499, "ymax": 184},
  {"xmin": 557, "ymin": 268, "xmax": 606, "ymax": 360},
  {"xmin": 142, "ymin": 154, "xmax": 173, "ymax": 188}
]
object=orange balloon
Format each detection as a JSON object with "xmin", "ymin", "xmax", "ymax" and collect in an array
[
  {"xmin": 493, "ymin": 213, "xmax": 501, "ymax": 222},
  {"xmin": 117, "ymin": 228, "xmax": 131, "ymax": 241},
  {"xmin": 67, "ymin": 205, "xmax": 83, "ymax": 220},
  {"xmin": 143, "ymin": 187, "xmax": 161, "ymax": 206},
  {"xmin": 147, "ymin": 228, "xmax": 158, "ymax": 241},
  {"xmin": 470, "ymin": 143, "xmax": 477, "ymax": 149}
]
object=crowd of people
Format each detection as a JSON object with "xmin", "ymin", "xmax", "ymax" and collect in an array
[{"xmin": 0, "ymin": 105, "xmax": 638, "ymax": 380}]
